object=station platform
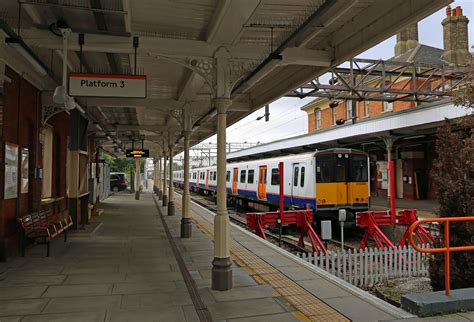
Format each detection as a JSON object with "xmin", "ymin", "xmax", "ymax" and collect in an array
[{"xmin": 0, "ymin": 192, "xmax": 470, "ymax": 322}]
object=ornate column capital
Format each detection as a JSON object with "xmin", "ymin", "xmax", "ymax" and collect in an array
[{"xmin": 213, "ymin": 97, "xmax": 232, "ymax": 115}]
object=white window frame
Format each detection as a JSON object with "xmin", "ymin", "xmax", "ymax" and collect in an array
[
  {"xmin": 364, "ymin": 100, "xmax": 370, "ymax": 116},
  {"xmin": 332, "ymin": 107, "xmax": 337, "ymax": 125},
  {"xmin": 383, "ymin": 101, "xmax": 393, "ymax": 112},
  {"xmin": 315, "ymin": 109, "xmax": 321, "ymax": 129},
  {"xmin": 347, "ymin": 101, "xmax": 355, "ymax": 119}
]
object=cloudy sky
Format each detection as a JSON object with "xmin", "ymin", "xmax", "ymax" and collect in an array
[{"xmin": 181, "ymin": 0, "xmax": 472, "ymax": 162}]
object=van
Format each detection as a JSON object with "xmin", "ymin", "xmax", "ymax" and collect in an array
[{"xmin": 110, "ymin": 172, "xmax": 128, "ymax": 192}]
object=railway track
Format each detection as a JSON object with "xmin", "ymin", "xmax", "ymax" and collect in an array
[{"xmin": 175, "ymin": 188, "xmax": 313, "ymax": 254}]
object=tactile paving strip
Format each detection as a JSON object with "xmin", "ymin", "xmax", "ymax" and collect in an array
[{"xmin": 185, "ymin": 202, "xmax": 350, "ymax": 322}]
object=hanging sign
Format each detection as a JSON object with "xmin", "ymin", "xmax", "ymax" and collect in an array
[
  {"xmin": 69, "ymin": 73, "xmax": 146, "ymax": 98},
  {"xmin": 126, "ymin": 149, "xmax": 149, "ymax": 158}
]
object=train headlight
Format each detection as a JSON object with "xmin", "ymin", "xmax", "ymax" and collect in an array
[{"xmin": 317, "ymin": 199, "xmax": 321, "ymax": 204}]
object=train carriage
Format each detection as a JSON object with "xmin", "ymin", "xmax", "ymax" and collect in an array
[{"xmin": 173, "ymin": 148, "xmax": 369, "ymax": 223}]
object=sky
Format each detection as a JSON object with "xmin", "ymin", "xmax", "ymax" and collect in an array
[{"xmin": 181, "ymin": 0, "xmax": 473, "ymax": 160}]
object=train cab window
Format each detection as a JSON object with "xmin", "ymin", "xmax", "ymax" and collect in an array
[
  {"xmin": 293, "ymin": 167, "xmax": 299, "ymax": 186},
  {"xmin": 226, "ymin": 171, "xmax": 230, "ymax": 182},
  {"xmin": 335, "ymin": 155, "xmax": 347, "ymax": 182},
  {"xmin": 300, "ymin": 167, "xmax": 305, "ymax": 187},
  {"xmin": 240, "ymin": 170, "xmax": 246, "ymax": 183},
  {"xmin": 271, "ymin": 169, "xmax": 279, "ymax": 185},
  {"xmin": 247, "ymin": 170, "xmax": 254, "ymax": 183},
  {"xmin": 350, "ymin": 155, "xmax": 368, "ymax": 182},
  {"xmin": 316, "ymin": 154, "xmax": 333, "ymax": 183}
]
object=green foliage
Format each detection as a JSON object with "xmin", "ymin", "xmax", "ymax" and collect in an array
[
  {"xmin": 429, "ymin": 70, "xmax": 474, "ymax": 290},
  {"xmin": 101, "ymin": 152, "xmax": 144, "ymax": 181}
]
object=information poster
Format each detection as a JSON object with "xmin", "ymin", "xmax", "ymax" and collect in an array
[
  {"xmin": 376, "ymin": 161, "xmax": 388, "ymax": 190},
  {"xmin": 21, "ymin": 148, "xmax": 29, "ymax": 194},
  {"xmin": 4, "ymin": 143, "xmax": 18, "ymax": 199}
]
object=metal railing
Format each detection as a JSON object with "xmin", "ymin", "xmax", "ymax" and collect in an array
[{"xmin": 408, "ymin": 217, "xmax": 474, "ymax": 296}]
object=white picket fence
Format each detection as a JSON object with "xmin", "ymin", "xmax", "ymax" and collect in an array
[{"xmin": 297, "ymin": 245, "xmax": 431, "ymax": 287}]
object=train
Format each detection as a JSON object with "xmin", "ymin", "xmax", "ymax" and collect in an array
[{"xmin": 173, "ymin": 148, "xmax": 370, "ymax": 223}]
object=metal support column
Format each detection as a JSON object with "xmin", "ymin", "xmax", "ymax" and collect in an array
[
  {"xmin": 168, "ymin": 142, "xmax": 175, "ymax": 216},
  {"xmin": 212, "ymin": 97, "xmax": 232, "ymax": 291},
  {"xmin": 181, "ymin": 130, "xmax": 192, "ymax": 237},
  {"xmin": 162, "ymin": 148, "xmax": 168, "ymax": 207},
  {"xmin": 158, "ymin": 157, "xmax": 163, "ymax": 200},
  {"xmin": 134, "ymin": 158, "xmax": 140, "ymax": 200}
]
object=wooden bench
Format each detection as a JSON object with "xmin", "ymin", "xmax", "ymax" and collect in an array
[{"xmin": 18, "ymin": 209, "xmax": 73, "ymax": 257}]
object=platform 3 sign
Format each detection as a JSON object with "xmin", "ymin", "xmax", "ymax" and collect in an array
[
  {"xmin": 126, "ymin": 149, "xmax": 149, "ymax": 158},
  {"xmin": 69, "ymin": 73, "xmax": 146, "ymax": 98}
]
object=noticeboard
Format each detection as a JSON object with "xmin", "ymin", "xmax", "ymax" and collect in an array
[
  {"xmin": 4, "ymin": 142, "xmax": 18, "ymax": 199},
  {"xmin": 126, "ymin": 149, "xmax": 149, "ymax": 158}
]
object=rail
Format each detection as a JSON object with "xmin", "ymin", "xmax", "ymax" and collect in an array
[{"xmin": 407, "ymin": 216, "xmax": 474, "ymax": 296}]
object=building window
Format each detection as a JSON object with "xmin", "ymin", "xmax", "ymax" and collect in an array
[
  {"xmin": 347, "ymin": 101, "xmax": 355, "ymax": 119},
  {"xmin": 240, "ymin": 170, "xmax": 246, "ymax": 183},
  {"xmin": 315, "ymin": 109, "xmax": 321, "ymax": 129},
  {"xmin": 364, "ymin": 100, "xmax": 370, "ymax": 116},
  {"xmin": 332, "ymin": 107, "xmax": 337, "ymax": 125},
  {"xmin": 247, "ymin": 169, "xmax": 254, "ymax": 183},
  {"xmin": 383, "ymin": 101, "xmax": 393, "ymax": 112}
]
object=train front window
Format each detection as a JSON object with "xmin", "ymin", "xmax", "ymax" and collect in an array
[
  {"xmin": 334, "ymin": 156, "xmax": 347, "ymax": 182},
  {"xmin": 316, "ymin": 154, "xmax": 333, "ymax": 183},
  {"xmin": 350, "ymin": 155, "xmax": 368, "ymax": 182}
]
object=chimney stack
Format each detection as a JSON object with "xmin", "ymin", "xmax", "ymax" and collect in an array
[
  {"xmin": 395, "ymin": 23, "xmax": 419, "ymax": 56},
  {"xmin": 442, "ymin": 5, "xmax": 470, "ymax": 65}
]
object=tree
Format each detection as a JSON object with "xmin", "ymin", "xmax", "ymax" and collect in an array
[{"xmin": 429, "ymin": 63, "xmax": 474, "ymax": 291}]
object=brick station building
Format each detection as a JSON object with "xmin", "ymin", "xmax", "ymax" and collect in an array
[{"xmin": 301, "ymin": 6, "xmax": 471, "ymax": 201}]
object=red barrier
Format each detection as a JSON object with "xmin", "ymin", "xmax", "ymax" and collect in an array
[{"xmin": 246, "ymin": 210, "xmax": 327, "ymax": 254}]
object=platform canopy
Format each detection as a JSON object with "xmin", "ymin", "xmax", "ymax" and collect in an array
[{"xmin": 0, "ymin": 0, "xmax": 450, "ymax": 157}]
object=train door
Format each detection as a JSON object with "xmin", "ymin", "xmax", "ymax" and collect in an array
[
  {"xmin": 232, "ymin": 168, "xmax": 238, "ymax": 194},
  {"xmin": 257, "ymin": 166, "xmax": 267, "ymax": 200},
  {"xmin": 291, "ymin": 164, "xmax": 302, "ymax": 203},
  {"xmin": 205, "ymin": 170, "xmax": 209, "ymax": 190},
  {"xmin": 335, "ymin": 154, "xmax": 349, "ymax": 205}
]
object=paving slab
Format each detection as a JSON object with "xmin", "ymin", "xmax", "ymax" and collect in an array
[
  {"xmin": 63, "ymin": 273, "xmax": 126, "ymax": 284},
  {"xmin": 0, "ymin": 275, "xmax": 67, "ymax": 287},
  {"xmin": 42, "ymin": 284, "xmax": 113, "ymax": 297},
  {"xmin": 0, "ymin": 299, "xmax": 49, "ymax": 316},
  {"xmin": 120, "ymin": 290, "xmax": 193, "ymax": 309},
  {"xmin": 21, "ymin": 311, "xmax": 106, "ymax": 322},
  {"xmin": 0, "ymin": 286, "xmax": 47, "ymax": 300},
  {"xmin": 206, "ymin": 297, "xmax": 287, "ymax": 320},
  {"xmin": 209, "ymin": 284, "xmax": 274, "ymax": 302},
  {"xmin": 42, "ymin": 295, "xmax": 121, "ymax": 313},
  {"xmin": 228, "ymin": 312, "xmax": 300, "ymax": 322},
  {"xmin": 324, "ymin": 296, "xmax": 395, "ymax": 321},
  {"xmin": 105, "ymin": 308, "xmax": 187, "ymax": 322},
  {"xmin": 112, "ymin": 281, "xmax": 177, "ymax": 295}
]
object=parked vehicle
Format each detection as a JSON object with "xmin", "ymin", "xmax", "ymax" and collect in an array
[{"xmin": 110, "ymin": 172, "xmax": 128, "ymax": 192}]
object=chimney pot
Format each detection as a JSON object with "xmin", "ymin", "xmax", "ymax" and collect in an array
[{"xmin": 446, "ymin": 5, "xmax": 452, "ymax": 17}]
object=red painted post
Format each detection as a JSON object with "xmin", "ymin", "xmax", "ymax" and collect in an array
[
  {"xmin": 279, "ymin": 162, "xmax": 284, "ymax": 222},
  {"xmin": 389, "ymin": 160, "xmax": 396, "ymax": 223}
]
